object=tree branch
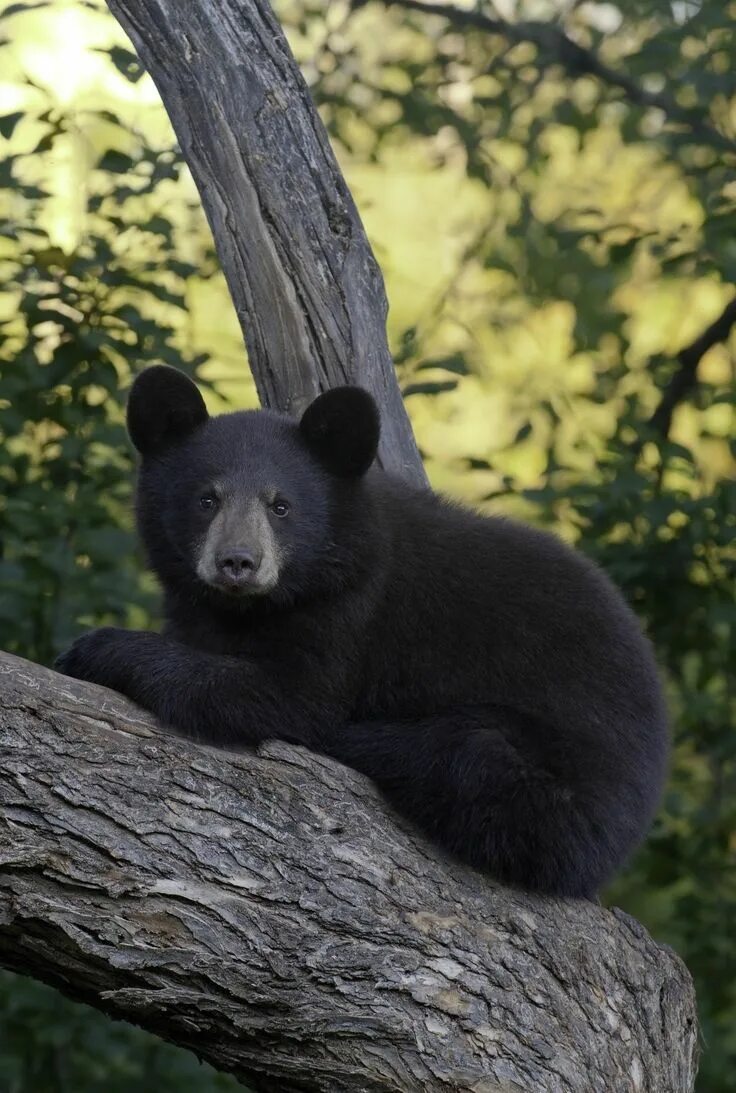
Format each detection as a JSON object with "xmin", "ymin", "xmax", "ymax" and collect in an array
[
  {"xmin": 0, "ymin": 650, "xmax": 698, "ymax": 1091},
  {"xmin": 377, "ymin": 0, "xmax": 736, "ymax": 155},
  {"xmin": 104, "ymin": 0, "xmax": 427, "ymax": 488},
  {"xmin": 648, "ymin": 294, "xmax": 736, "ymax": 439}
]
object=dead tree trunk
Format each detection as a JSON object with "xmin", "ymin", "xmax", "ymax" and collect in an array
[
  {"xmin": 104, "ymin": 0, "xmax": 426, "ymax": 488},
  {"xmin": 0, "ymin": 652, "xmax": 697, "ymax": 1092}
]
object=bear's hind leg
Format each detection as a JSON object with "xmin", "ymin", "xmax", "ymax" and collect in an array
[{"xmin": 327, "ymin": 707, "xmax": 608, "ymax": 898}]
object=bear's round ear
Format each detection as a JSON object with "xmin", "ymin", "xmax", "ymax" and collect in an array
[
  {"xmin": 299, "ymin": 387, "xmax": 379, "ymax": 478},
  {"xmin": 127, "ymin": 366, "xmax": 208, "ymax": 456}
]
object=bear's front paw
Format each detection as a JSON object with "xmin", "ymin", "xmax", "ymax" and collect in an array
[{"xmin": 54, "ymin": 627, "xmax": 126, "ymax": 688}]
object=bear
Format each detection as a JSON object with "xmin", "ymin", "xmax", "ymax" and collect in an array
[{"xmin": 55, "ymin": 364, "xmax": 669, "ymax": 898}]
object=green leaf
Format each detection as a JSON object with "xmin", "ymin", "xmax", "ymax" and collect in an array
[
  {"xmin": 402, "ymin": 379, "xmax": 458, "ymax": 397},
  {"xmin": 0, "ymin": 2, "xmax": 50, "ymax": 19},
  {"xmin": 415, "ymin": 354, "xmax": 469, "ymax": 376}
]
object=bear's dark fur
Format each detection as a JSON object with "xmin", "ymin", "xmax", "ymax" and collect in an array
[{"xmin": 56, "ymin": 366, "xmax": 669, "ymax": 898}]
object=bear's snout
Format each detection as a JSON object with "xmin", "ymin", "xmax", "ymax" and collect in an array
[{"xmin": 215, "ymin": 547, "xmax": 263, "ymax": 590}]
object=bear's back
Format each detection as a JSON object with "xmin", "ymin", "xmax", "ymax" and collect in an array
[{"xmin": 358, "ymin": 474, "xmax": 665, "ymax": 746}]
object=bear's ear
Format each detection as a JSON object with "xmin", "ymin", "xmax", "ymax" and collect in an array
[
  {"xmin": 299, "ymin": 387, "xmax": 379, "ymax": 477},
  {"xmin": 127, "ymin": 366, "xmax": 208, "ymax": 456}
]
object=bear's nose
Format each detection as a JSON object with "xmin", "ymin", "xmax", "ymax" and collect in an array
[{"xmin": 216, "ymin": 548, "xmax": 260, "ymax": 584}]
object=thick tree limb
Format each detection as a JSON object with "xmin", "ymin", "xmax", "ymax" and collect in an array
[
  {"xmin": 377, "ymin": 0, "xmax": 736, "ymax": 155},
  {"xmin": 0, "ymin": 651, "xmax": 697, "ymax": 1092},
  {"xmin": 648, "ymin": 294, "xmax": 736, "ymax": 439},
  {"xmin": 103, "ymin": 0, "xmax": 426, "ymax": 488}
]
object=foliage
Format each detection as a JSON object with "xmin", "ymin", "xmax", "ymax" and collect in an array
[
  {"xmin": 0, "ymin": 151, "xmax": 193, "ymax": 664},
  {"xmin": 0, "ymin": 971, "xmax": 239, "ymax": 1093},
  {"xmin": 1, "ymin": 0, "xmax": 735, "ymax": 1090},
  {"xmin": 523, "ymin": 432, "xmax": 736, "ymax": 1080}
]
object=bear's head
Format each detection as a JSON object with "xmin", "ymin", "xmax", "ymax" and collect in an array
[{"xmin": 127, "ymin": 365, "xmax": 380, "ymax": 607}]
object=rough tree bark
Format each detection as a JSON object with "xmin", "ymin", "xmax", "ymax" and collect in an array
[
  {"xmin": 103, "ymin": 0, "xmax": 426, "ymax": 488},
  {"xmin": 0, "ymin": 652, "xmax": 697, "ymax": 1092}
]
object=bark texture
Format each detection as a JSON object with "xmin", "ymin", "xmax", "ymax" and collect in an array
[
  {"xmin": 103, "ymin": 0, "xmax": 426, "ymax": 488},
  {"xmin": 0, "ymin": 651, "xmax": 697, "ymax": 1092}
]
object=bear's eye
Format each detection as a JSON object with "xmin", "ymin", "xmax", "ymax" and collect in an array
[
  {"xmin": 271, "ymin": 499, "xmax": 290, "ymax": 518},
  {"xmin": 200, "ymin": 495, "xmax": 217, "ymax": 511}
]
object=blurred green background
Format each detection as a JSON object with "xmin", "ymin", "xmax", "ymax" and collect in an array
[{"xmin": 0, "ymin": 0, "xmax": 734, "ymax": 1089}]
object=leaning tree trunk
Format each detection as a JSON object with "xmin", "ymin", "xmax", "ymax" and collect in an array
[
  {"xmin": 104, "ymin": 0, "xmax": 426, "ymax": 488},
  {"xmin": 0, "ymin": 652, "xmax": 697, "ymax": 1093}
]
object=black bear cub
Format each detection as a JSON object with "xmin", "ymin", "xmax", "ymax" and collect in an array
[{"xmin": 56, "ymin": 365, "xmax": 669, "ymax": 898}]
